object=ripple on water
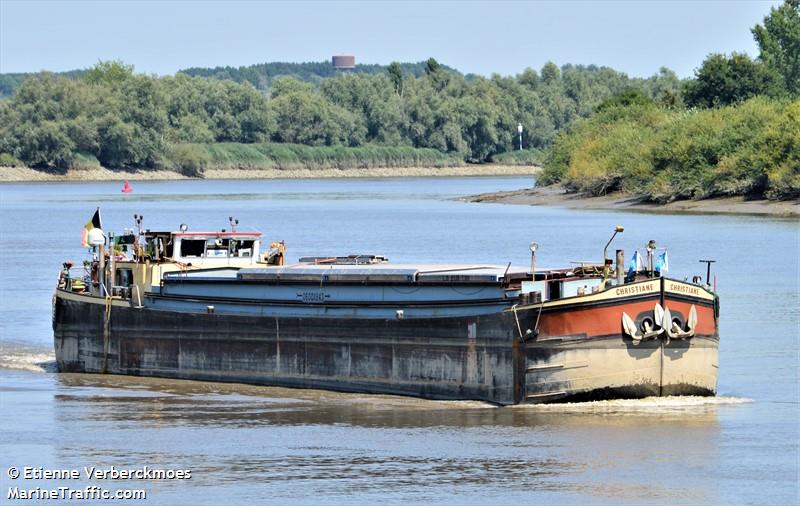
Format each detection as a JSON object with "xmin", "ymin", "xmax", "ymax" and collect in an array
[
  {"xmin": 515, "ymin": 395, "xmax": 753, "ymax": 414},
  {"xmin": 0, "ymin": 342, "xmax": 56, "ymax": 373},
  {"xmin": 0, "ymin": 344, "xmax": 753, "ymax": 414}
]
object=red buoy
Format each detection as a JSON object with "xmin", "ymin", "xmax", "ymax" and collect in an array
[{"xmin": 121, "ymin": 180, "xmax": 133, "ymax": 193}]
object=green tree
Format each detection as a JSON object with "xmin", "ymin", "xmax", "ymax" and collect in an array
[
  {"xmin": 752, "ymin": 0, "xmax": 800, "ymax": 96},
  {"xmin": 14, "ymin": 121, "xmax": 75, "ymax": 170},
  {"xmin": 169, "ymin": 115, "xmax": 215, "ymax": 143},
  {"xmin": 270, "ymin": 76, "xmax": 315, "ymax": 98},
  {"xmin": 684, "ymin": 52, "xmax": 781, "ymax": 107},
  {"xmin": 646, "ymin": 67, "xmax": 684, "ymax": 108},
  {"xmin": 423, "ymin": 57, "xmax": 450, "ymax": 91},
  {"xmin": 596, "ymin": 88, "xmax": 654, "ymax": 112},
  {"xmin": 541, "ymin": 62, "xmax": 561, "ymax": 85},
  {"xmin": 403, "ymin": 78, "xmax": 466, "ymax": 153},
  {"xmin": 387, "ymin": 62, "xmax": 404, "ymax": 96},
  {"xmin": 321, "ymin": 74, "xmax": 402, "ymax": 144},
  {"xmin": 84, "ymin": 60, "xmax": 134, "ymax": 87},
  {"xmin": 457, "ymin": 93, "xmax": 499, "ymax": 161},
  {"xmin": 424, "ymin": 57, "xmax": 441, "ymax": 76},
  {"xmin": 269, "ymin": 84, "xmax": 361, "ymax": 146},
  {"xmin": 518, "ymin": 68, "xmax": 539, "ymax": 89},
  {"xmin": 96, "ymin": 116, "xmax": 140, "ymax": 168},
  {"xmin": 65, "ymin": 116, "xmax": 100, "ymax": 154}
]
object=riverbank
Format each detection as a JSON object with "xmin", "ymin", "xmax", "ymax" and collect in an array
[
  {"xmin": 463, "ymin": 185, "xmax": 800, "ymax": 217},
  {"xmin": 0, "ymin": 164, "xmax": 539, "ymax": 183}
]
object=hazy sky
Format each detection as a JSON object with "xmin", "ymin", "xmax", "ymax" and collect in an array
[{"xmin": 0, "ymin": 0, "xmax": 781, "ymax": 78}]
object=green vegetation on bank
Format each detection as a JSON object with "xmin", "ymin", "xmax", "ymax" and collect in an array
[
  {"xmin": 540, "ymin": 0, "xmax": 800, "ymax": 201},
  {"xmin": 490, "ymin": 148, "xmax": 546, "ymax": 166},
  {"xmin": 164, "ymin": 142, "xmax": 463, "ymax": 177},
  {"xmin": 540, "ymin": 96, "xmax": 799, "ymax": 201}
]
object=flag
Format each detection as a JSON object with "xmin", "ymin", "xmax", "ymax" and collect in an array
[
  {"xmin": 627, "ymin": 250, "xmax": 642, "ymax": 275},
  {"xmin": 81, "ymin": 208, "xmax": 102, "ymax": 247},
  {"xmin": 655, "ymin": 251, "xmax": 669, "ymax": 273}
]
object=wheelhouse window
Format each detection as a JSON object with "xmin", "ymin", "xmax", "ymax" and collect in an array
[
  {"xmin": 206, "ymin": 238, "xmax": 230, "ymax": 258},
  {"xmin": 178, "ymin": 237, "xmax": 257, "ymax": 259},
  {"xmin": 180, "ymin": 239, "xmax": 206, "ymax": 257},
  {"xmin": 230, "ymin": 240, "xmax": 255, "ymax": 258}
]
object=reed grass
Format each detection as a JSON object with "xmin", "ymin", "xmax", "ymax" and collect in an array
[{"xmin": 165, "ymin": 142, "xmax": 464, "ymax": 174}]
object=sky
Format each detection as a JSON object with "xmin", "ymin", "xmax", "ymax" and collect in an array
[{"xmin": 0, "ymin": 0, "xmax": 782, "ymax": 78}]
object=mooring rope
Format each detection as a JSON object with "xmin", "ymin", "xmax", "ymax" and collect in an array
[
  {"xmin": 532, "ymin": 299, "xmax": 545, "ymax": 337},
  {"xmin": 511, "ymin": 304, "xmax": 524, "ymax": 341},
  {"xmin": 103, "ymin": 295, "xmax": 112, "ymax": 373},
  {"xmin": 512, "ymin": 297, "xmax": 547, "ymax": 342}
]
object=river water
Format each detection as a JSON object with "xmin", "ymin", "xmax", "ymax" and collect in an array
[{"xmin": 0, "ymin": 177, "xmax": 797, "ymax": 505}]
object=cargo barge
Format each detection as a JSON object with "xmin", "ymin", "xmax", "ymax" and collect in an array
[{"xmin": 53, "ymin": 213, "xmax": 719, "ymax": 405}]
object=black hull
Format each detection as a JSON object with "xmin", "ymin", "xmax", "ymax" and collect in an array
[
  {"xmin": 54, "ymin": 293, "xmax": 523, "ymax": 404},
  {"xmin": 53, "ymin": 288, "xmax": 718, "ymax": 405}
]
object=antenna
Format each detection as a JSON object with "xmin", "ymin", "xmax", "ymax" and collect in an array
[
  {"xmin": 699, "ymin": 259, "xmax": 716, "ymax": 285},
  {"xmin": 229, "ymin": 216, "xmax": 239, "ymax": 232},
  {"xmin": 133, "ymin": 214, "xmax": 144, "ymax": 237}
]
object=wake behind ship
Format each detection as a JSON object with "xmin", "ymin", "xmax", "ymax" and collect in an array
[{"xmin": 53, "ymin": 212, "xmax": 720, "ymax": 405}]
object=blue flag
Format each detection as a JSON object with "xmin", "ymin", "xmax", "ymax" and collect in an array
[
  {"xmin": 655, "ymin": 251, "xmax": 669, "ymax": 273},
  {"xmin": 627, "ymin": 250, "xmax": 642, "ymax": 275}
]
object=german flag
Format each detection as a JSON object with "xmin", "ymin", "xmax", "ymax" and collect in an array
[{"xmin": 81, "ymin": 208, "xmax": 103, "ymax": 247}]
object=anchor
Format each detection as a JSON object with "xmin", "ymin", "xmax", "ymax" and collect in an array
[
  {"xmin": 622, "ymin": 302, "xmax": 665, "ymax": 345},
  {"xmin": 622, "ymin": 303, "xmax": 697, "ymax": 344},
  {"xmin": 663, "ymin": 304, "xmax": 697, "ymax": 342}
]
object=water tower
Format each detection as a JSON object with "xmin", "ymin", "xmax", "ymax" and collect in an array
[{"xmin": 332, "ymin": 55, "xmax": 356, "ymax": 70}]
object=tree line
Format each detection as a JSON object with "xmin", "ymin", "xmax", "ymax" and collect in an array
[
  {"xmin": 0, "ymin": 61, "xmax": 459, "ymax": 100},
  {"xmin": 178, "ymin": 61, "xmax": 458, "ymax": 91},
  {"xmin": 0, "ymin": 57, "xmax": 681, "ymax": 171}
]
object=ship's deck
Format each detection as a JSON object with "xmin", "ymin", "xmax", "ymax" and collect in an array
[{"xmin": 165, "ymin": 263, "xmax": 539, "ymax": 285}]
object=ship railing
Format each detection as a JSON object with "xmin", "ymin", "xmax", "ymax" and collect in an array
[{"xmin": 59, "ymin": 267, "xmax": 90, "ymax": 292}]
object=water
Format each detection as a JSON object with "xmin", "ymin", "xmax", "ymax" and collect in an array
[{"xmin": 0, "ymin": 177, "xmax": 797, "ymax": 505}]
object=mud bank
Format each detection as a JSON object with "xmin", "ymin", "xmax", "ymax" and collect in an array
[{"xmin": 464, "ymin": 185, "xmax": 799, "ymax": 217}]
